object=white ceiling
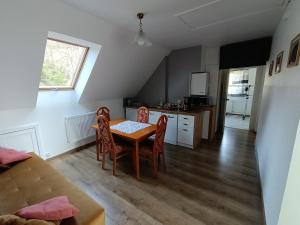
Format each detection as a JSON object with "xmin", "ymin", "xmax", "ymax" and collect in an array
[{"xmin": 61, "ymin": 0, "xmax": 286, "ymax": 49}]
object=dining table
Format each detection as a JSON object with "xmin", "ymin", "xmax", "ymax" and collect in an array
[{"xmin": 91, "ymin": 119, "xmax": 157, "ymax": 180}]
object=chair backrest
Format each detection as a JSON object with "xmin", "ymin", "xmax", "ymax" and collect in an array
[
  {"xmin": 97, "ymin": 115, "xmax": 115, "ymax": 153},
  {"xmin": 137, "ymin": 106, "xmax": 149, "ymax": 123},
  {"xmin": 96, "ymin": 106, "xmax": 110, "ymax": 121},
  {"xmin": 153, "ymin": 115, "xmax": 168, "ymax": 155}
]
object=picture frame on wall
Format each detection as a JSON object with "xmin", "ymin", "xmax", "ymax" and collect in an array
[
  {"xmin": 275, "ymin": 51, "xmax": 284, "ymax": 74},
  {"xmin": 269, "ymin": 60, "xmax": 274, "ymax": 76},
  {"xmin": 287, "ymin": 33, "xmax": 300, "ymax": 67}
]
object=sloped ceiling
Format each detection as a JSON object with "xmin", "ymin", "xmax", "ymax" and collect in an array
[
  {"xmin": 60, "ymin": 0, "xmax": 286, "ymax": 49},
  {"xmin": 0, "ymin": 0, "xmax": 169, "ymax": 110}
]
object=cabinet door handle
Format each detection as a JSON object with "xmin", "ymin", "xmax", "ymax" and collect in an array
[
  {"xmin": 183, "ymin": 118, "xmax": 188, "ymax": 120},
  {"xmin": 183, "ymin": 129, "xmax": 188, "ymax": 132},
  {"xmin": 184, "ymin": 123, "xmax": 188, "ymax": 126},
  {"xmin": 168, "ymin": 116, "xmax": 174, "ymax": 119}
]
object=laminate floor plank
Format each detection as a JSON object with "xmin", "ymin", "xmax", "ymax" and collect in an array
[{"xmin": 50, "ymin": 128, "xmax": 263, "ymax": 225}]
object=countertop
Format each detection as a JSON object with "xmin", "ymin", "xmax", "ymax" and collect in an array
[{"xmin": 126, "ymin": 105, "xmax": 216, "ymax": 116}]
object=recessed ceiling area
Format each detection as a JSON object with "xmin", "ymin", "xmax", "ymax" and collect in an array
[{"xmin": 60, "ymin": 0, "xmax": 286, "ymax": 49}]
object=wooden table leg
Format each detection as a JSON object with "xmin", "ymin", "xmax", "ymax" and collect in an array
[
  {"xmin": 132, "ymin": 147, "xmax": 136, "ymax": 171},
  {"xmin": 135, "ymin": 141, "xmax": 140, "ymax": 180},
  {"xmin": 96, "ymin": 131, "xmax": 100, "ymax": 161}
]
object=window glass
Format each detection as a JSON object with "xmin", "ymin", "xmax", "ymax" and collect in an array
[{"xmin": 39, "ymin": 39, "xmax": 88, "ymax": 89}]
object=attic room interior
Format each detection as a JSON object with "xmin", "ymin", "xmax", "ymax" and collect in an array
[{"xmin": 0, "ymin": 0, "xmax": 300, "ymax": 225}]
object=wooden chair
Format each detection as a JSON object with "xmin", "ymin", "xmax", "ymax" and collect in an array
[
  {"xmin": 95, "ymin": 106, "xmax": 111, "ymax": 161},
  {"xmin": 139, "ymin": 115, "xmax": 168, "ymax": 177},
  {"xmin": 96, "ymin": 106, "xmax": 110, "ymax": 121},
  {"xmin": 96, "ymin": 115, "xmax": 129, "ymax": 176},
  {"xmin": 137, "ymin": 106, "xmax": 149, "ymax": 123}
]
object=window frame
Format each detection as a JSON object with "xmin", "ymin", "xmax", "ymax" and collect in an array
[{"xmin": 39, "ymin": 38, "xmax": 89, "ymax": 91}]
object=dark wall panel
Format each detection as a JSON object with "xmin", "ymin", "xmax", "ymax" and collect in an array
[
  {"xmin": 135, "ymin": 57, "xmax": 167, "ymax": 106},
  {"xmin": 220, "ymin": 37, "xmax": 272, "ymax": 69},
  {"xmin": 167, "ymin": 46, "xmax": 202, "ymax": 103},
  {"xmin": 135, "ymin": 46, "xmax": 202, "ymax": 105}
]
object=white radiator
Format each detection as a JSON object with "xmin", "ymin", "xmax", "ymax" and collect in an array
[{"xmin": 65, "ymin": 111, "xmax": 96, "ymax": 143}]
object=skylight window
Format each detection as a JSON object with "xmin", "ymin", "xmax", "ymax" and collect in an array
[{"xmin": 39, "ymin": 39, "xmax": 89, "ymax": 90}]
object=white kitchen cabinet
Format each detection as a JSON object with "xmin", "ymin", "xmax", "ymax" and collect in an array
[
  {"xmin": 190, "ymin": 72, "xmax": 209, "ymax": 96},
  {"xmin": 177, "ymin": 115, "xmax": 195, "ymax": 148},
  {"xmin": 148, "ymin": 111, "xmax": 161, "ymax": 140},
  {"xmin": 149, "ymin": 111, "xmax": 161, "ymax": 124},
  {"xmin": 162, "ymin": 113, "xmax": 178, "ymax": 145},
  {"xmin": 126, "ymin": 108, "xmax": 137, "ymax": 121},
  {"xmin": 149, "ymin": 111, "xmax": 178, "ymax": 145},
  {"xmin": 125, "ymin": 107, "xmax": 207, "ymax": 148}
]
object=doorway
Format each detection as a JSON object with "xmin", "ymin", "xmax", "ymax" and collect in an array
[{"xmin": 224, "ymin": 68, "xmax": 257, "ymax": 130}]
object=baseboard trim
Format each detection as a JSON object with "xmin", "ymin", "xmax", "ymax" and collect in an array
[
  {"xmin": 255, "ymin": 146, "xmax": 267, "ymax": 225},
  {"xmin": 47, "ymin": 141, "xmax": 96, "ymax": 161}
]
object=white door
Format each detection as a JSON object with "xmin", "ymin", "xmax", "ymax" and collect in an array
[{"xmin": 162, "ymin": 113, "xmax": 178, "ymax": 145}]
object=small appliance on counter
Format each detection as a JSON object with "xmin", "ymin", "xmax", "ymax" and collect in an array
[
  {"xmin": 183, "ymin": 97, "xmax": 191, "ymax": 111},
  {"xmin": 183, "ymin": 96, "xmax": 210, "ymax": 110},
  {"xmin": 190, "ymin": 96, "xmax": 210, "ymax": 106}
]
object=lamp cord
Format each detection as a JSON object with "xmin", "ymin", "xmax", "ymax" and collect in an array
[{"xmin": 139, "ymin": 19, "xmax": 143, "ymax": 32}]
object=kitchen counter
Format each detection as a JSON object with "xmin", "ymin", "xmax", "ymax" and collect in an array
[
  {"xmin": 126, "ymin": 105, "xmax": 216, "ymax": 116},
  {"xmin": 125, "ymin": 105, "xmax": 216, "ymax": 142}
]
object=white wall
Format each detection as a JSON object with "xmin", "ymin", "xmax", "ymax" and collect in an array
[
  {"xmin": 0, "ymin": 0, "xmax": 169, "ymax": 158},
  {"xmin": 250, "ymin": 66, "xmax": 266, "ymax": 131},
  {"xmin": 0, "ymin": 0, "xmax": 169, "ymax": 110},
  {"xmin": 201, "ymin": 46, "xmax": 220, "ymax": 105},
  {"xmin": 277, "ymin": 120, "xmax": 300, "ymax": 225},
  {"xmin": 256, "ymin": 1, "xmax": 300, "ymax": 224},
  {"xmin": 201, "ymin": 47, "xmax": 220, "ymax": 132},
  {"xmin": 0, "ymin": 92, "xmax": 124, "ymax": 159}
]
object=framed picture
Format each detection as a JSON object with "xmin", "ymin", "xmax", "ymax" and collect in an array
[
  {"xmin": 269, "ymin": 60, "xmax": 274, "ymax": 76},
  {"xmin": 275, "ymin": 51, "xmax": 284, "ymax": 74},
  {"xmin": 287, "ymin": 33, "xmax": 300, "ymax": 67}
]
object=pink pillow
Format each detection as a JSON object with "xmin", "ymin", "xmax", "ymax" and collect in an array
[
  {"xmin": 0, "ymin": 147, "xmax": 31, "ymax": 165},
  {"xmin": 16, "ymin": 196, "xmax": 79, "ymax": 220}
]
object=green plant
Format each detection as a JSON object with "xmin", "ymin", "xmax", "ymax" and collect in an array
[{"xmin": 40, "ymin": 61, "xmax": 68, "ymax": 86}]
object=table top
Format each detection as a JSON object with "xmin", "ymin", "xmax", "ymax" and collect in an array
[{"xmin": 91, "ymin": 119, "xmax": 156, "ymax": 142}]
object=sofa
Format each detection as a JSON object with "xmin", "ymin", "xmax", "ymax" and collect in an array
[{"xmin": 0, "ymin": 153, "xmax": 105, "ymax": 225}]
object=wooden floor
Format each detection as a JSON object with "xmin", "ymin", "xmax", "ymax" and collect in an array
[{"xmin": 50, "ymin": 128, "xmax": 263, "ymax": 225}]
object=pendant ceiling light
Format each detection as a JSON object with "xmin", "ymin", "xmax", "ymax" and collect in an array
[{"xmin": 134, "ymin": 13, "xmax": 152, "ymax": 47}]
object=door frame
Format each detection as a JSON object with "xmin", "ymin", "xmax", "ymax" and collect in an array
[
  {"xmin": 217, "ymin": 69, "xmax": 230, "ymax": 133},
  {"xmin": 217, "ymin": 66, "xmax": 266, "ymax": 132}
]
